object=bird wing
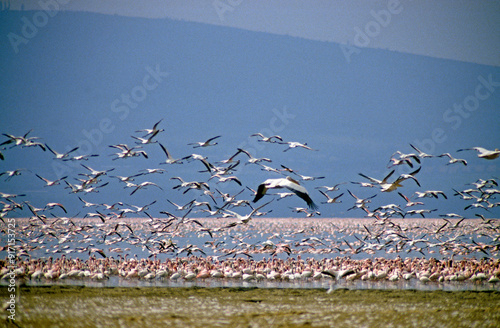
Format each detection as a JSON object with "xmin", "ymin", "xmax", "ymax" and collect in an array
[
  {"xmin": 381, "ymin": 170, "xmax": 395, "ymax": 183},
  {"xmin": 398, "ymin": 192, "xmax": 410, "ymax": 202},
  {"xmin": 281, "ymin": 181, "xmax": 318, "ymax": 210},
  {"xmin": 66, "ymin": 147, "xmax": 79, "ymax": 155},
  {"xmin": 409, "ymin": 166, "xmax": 421, "ymax": 176},
  {"xmin": 252, "ymin": 183, "xmax": 268, "ymax": 203},
  {"xmin": 44, "ymin": 143, "xmax": 58, "ymax": 156},
  {"xmin": 358, "ymin": 173, "xmax": 381, "ymax": 184},
  {"xmin": 159, "ymin": 143, "xmax": 173, "ymax": 159},
  {"xmin": 152, "ymin": 118, "xmax": 163, "ymax": 129},
  {"xmin": 206, "ymin": 135, "xmax": 221, "ymax": 143},
  {"xmin": 318, "ymin": 190, "xmax": 329, "ymax": 199},
  {"xmin": 249, "ymin": 200, "xmax": 273, "ymax": 217}
]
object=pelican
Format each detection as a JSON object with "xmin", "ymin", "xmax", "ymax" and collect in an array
[
  {"xmin": 252, "ymin": 177, "xmax": 318, "ymax": 210},
  {"xmin": 188, "ymin": 135, "xmax": 221, "ymax": 148},
  {"xmin": 457, "ymin": 147, "xmax": 500, "ymax": 160}
]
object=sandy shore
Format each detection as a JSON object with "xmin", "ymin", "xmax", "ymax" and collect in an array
[{"xmin": 4, "ymin": 286, "xmax": 500, "ymax": 328}]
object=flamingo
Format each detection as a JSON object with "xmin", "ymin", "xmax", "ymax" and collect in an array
[
  {"xmin": 250, "ymin": 133, "xmax": 283, "ymax": 143},
  {"xmin": 129, "ymin": 181, "xmax": 163, "ymax": 195},
  {"xmin": 158, "ymin": 143, "xmax": 186, "ymax": 164},
  {"xmin": 188, "ymin": 135, "xmax": 221, "ymax": 148},
  {"xmin": 236, "ymin": 148, "xmax": 272, "ymax": 165},
  {"xmin": 136, "ymin": 119, "xmax": 164, "ymax": 136},
  {"xmin": 223, "ymin": 200, "xmax": 273, "ymax": 224},
  {"xmin": 35, "ymin": 174, "xmax": 67, "ymax": 186},
  {"xmin": 315, "ymin": 183, "xmax": 346, "ymax": 192},
  {"xmin": 0, "ymin": 169, "xmax": 28, "ymax": 181},
  {"xmin": 131, "ymin": 133, "xmax": 159, "ymax": 145},
  {"xmin": 414, "ymin": 190, "xmax": 447, "ymax": 199},
  {"xmin": 437, "ymin": 153, "xmax": 467, "ymax": 166},
  {"xmin": 398, "ymin": 192, "xmax": 424, "ymax": 207},
  {"xmin": 45, "ymin": 144, "xmax": 79, "ymax": 159},
  {"xmin": 80, "ymin": 164, "xmax": 115, "ymax": 177},
  {"xmin": 318, "ymin": 191, "xmax": 343, "ymax": 204},
  {"xmin": 279, "ymin": 141, "xmax": 318, "ymax": 152},
  {"xmin": 346, "ymin": 189, "xmax": 376, "ymax": 211},
  {"xmin": 410, "ymin": 144, "xmax": 434, "ymax": 158}
]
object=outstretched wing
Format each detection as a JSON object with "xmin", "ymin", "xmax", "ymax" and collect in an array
[
  {"xmin": 286, "ymin": 187, "xmax": 318, "ymax": 210},
  {"xmin": 252, "ymin": 183, "xmax": 267, "ymax": 203}
]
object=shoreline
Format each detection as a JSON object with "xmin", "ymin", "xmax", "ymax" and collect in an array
[{"xmin": 4, "ymin": 285, "xmax": 500, "ymax": 327}]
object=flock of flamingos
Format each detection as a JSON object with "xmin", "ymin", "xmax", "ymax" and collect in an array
[{"xmin": 0, "ymin": 119, "xmax": 499, "ymax": 287}]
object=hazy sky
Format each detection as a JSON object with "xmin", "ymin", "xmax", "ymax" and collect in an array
[
  {"xmin": 1, "ymin": 1, "xmax": 499, "ymax": 219},
  {"xmin": 6, "ymin": 0, "xmax": 500, "ymax": 66}
]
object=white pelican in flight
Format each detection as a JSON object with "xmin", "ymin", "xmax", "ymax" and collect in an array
[
  {"xmin": 457, "ymin": 147, "xmax": 499, "ymax": 160},
  {"xmin": 252, "ymin": 177, "xmax": 318, "ymax": 210}
]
